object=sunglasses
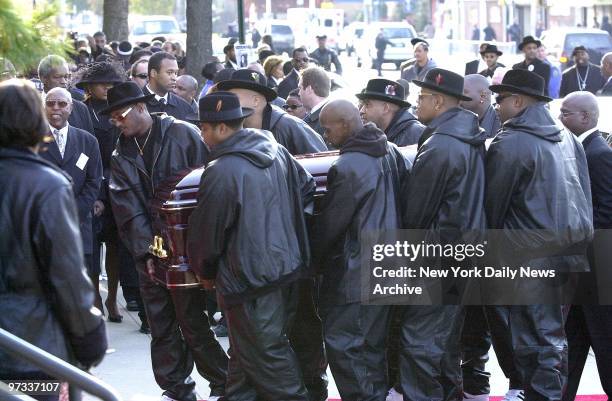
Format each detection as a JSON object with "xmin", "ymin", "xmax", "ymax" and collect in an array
[
  {"xmin": 495, "ymin": 93, "xmax": 517, "ymax": 105},
  {"xmin": 109, "ymin": 106, "xmax": 134, "ymax": 125},
  {"xmin": 283, "ymin": 104, "xmax": 303, "ymax": 110},
  {"xmin": 133, "ymin": 73, "xmax": 148, "ymax": 79},
  {"xmin": 45, "ymin": 100, "xmax": 70, "ymax": 108}
]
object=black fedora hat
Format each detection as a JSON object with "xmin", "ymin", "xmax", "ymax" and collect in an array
[
  {"xmin": 198, "ymin": 91, "xmax": 253, "ymax": 123},
  {"xmin": 99, "ymin": 81, "xmax": 155, "ymax": 115},
  {"xmin": 316, "ymin": 34, "xmax": 327, "ymax": 39},
  {"xmin": 518, "ymin": 35, "xmax": 541, "ymax": 51},
  {"xmin": 412, "ymin": 68, "xmax": 472, "ymax": 101},
  {"xmin": 480, "ymin": 44, "xmax": 503, "ymax": 56},
  {"xmin": 76, "ymin": 62, "xmax": 125, "ymax": 89},
  {"xmin": 411, "ymin": 38, "xmax": 429, "ymax": 47},
  {"xmin": 489, "ymin": 69, "xmax": 552, "ymax": 102},
  {"xmin": 356, "ymin": 78, "xmax": 411, "ymax": 108},
  {"xmin": 216, "ymin": 69, "xmax": 277, "ymax": 102}
]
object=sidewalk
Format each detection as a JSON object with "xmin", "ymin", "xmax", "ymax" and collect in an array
[{"xmin": 87, "ymin": 282, "xmax": 605, "ymax": 401}]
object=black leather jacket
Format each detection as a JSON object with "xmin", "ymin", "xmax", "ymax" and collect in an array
[
  {"xmin": 0, "ymin": 147, "xmax": 106, "ymax": 376},
  {"xmin": 264, "ymin": 105, "xmax": 328, "ymax": 155},
  {"xmin": 110, "ymin": 115, "xmax": 209, "ymax": 261},
  {"xmin": 385, "ymin": 107, "xmax": 426, "ymax": 146}
]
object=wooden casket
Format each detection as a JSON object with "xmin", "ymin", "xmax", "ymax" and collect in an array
[{"xmin": 148, "ymin": 146, "xmax": 417, "ymax": 289}]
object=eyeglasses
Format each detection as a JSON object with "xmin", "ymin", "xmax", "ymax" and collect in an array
[
  {"xmin": 45, "ymin": 100, "xmax": 70, "ymax": 108},
  {"xmin": 495, "ymin": 93, "xmax": 517, "ymax": 105},
  {"xmin": 416, "ymin": 92, "xmax": 437, "ymax": 103},
  {"xmin": 133, "ymin": 73, "xmax": 148, "ymax": 79},
  {"xmin": 109, "ymin": 106, "xmax": 134, "ymax": 125},
  {"xmin": 283, "ymin": 104, "xmax": 303, "ymax": 110}
]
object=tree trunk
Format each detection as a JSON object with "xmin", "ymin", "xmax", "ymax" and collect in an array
[
  {"xmin": 103, "ymin": 0, "xmax": 129, "ymax": 42},
  {"xmin": 186, "ymin": 0, "xmax": 213, "ymax": 89}
]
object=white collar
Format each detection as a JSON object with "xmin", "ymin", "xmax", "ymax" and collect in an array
[
  {"xmin": 310, "ymin": 99, "xmax": 328, "ymax": 114},
  {"xmin": 577, "ymin": 127, "xmax": 598, "ymax": 143},
  {"xmin": 49, "ymin": 123, "xmax": 69, "ymax": 136},
  {"xmin": 146, "ymin": 84, "xmax": 168, "ymax": 103},
  {"xmin": 228, "ymin": 59, "xmax": 239, "ymax": 69}
]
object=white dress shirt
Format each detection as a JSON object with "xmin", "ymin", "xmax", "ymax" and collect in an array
[
  {"xmin": 577, "ymin": 127, "xmax": 598, "ymax": 144},
  {"xmin": 146, "ymin": 84, "xmax": 168, "ymax": 104}
]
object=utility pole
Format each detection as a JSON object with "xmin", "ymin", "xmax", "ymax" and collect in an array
[{"xmin": 237, "ymin": 0, "xmax": 245, "ymax": 44}]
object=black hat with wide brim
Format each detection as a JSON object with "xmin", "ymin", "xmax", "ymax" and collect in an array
[
  {"xmin": 412, "ymin": 68, "xmax": 472, "ymax": 101},
  {"xmin": 480, "ymin": 44, "xmax": 503, "ymax": 56},
  {"xmin": 75, "ymin": 62, "xmax": 125, "ymax": 89},
  {"xmin": 356, "ymin": 78, "xmax": 411, "ymax": 108},
  {"xmin": 518, "ymin": 35, "xmax": 541, "ymax": 51},
  {"xmin": 197, "ymin": 91, "xmax": 253, "ymax": 123},
  {"xmin": 216, "ymin": 69, "xmax": 277, "ymax": 102},
  {"xmin": 489, "ymin": 69, "xmax": 552, "ymax": 102},
  {"xmin": 99, "ymin": 81, "xmax": 155, "ymax": 115}
]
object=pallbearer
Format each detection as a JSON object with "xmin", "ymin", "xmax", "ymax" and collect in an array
[{"xmin": 187, "ymin": 91, "xmax": 316, "ymax": 401}]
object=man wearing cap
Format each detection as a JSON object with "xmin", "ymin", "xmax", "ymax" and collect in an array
[
  {"xmin": 401, "ymin": 68, "xmax": 487, "ymax": 400},
  {"xmin": 104, "ymin": 82, "xmax": 229, "ymax": 401},
  {"xmin": 357, "ymin": 78, "xmax": 425, "ymax": 146},
  {"xmin": 314, "ymin": 99, "xmax": 409, "ymax": 401},
  {"xmin": 479, "ymin": 44, "xmax": 505, "ymax": 79},
  {"xmin": 116, "ymin": 41, "xmax": 133, "ymax": 71},
  {"xmin": 278, "ymin": 47, "xmax": 310, "ymax": 100},
  {"xmin": 512, "ymin": 36, "xmax": 551, "ymax": 96},
  {"xmin": 217, "ymin": 69, "xmax": 327, "ymax": 155},
  {"xmin": 461, "ymin": 74, "xmax": 501, "ymax": 138},
  {"xmin": 401, "ymin": 38, "xmax": 437, "ymax": 83},
  {"xmin": 310, "ymin": 35, "xmax": 342, "ymax": 75},
  {"xmin": 142, "ymin": 51, "xmax": 193, "ymax": 121},
  {"xmin": 465, "ymin": 43, "xmax": 489, "ymax": 75},
  {"xmin": 599, "ymin": 52, "xmax": 612, "ymax": 96},
  {"xmin": 187, "ymin": 91, "xmax": 315, "ymax": 401},
  {"xmin": 559, "ymin": 46, "xmax": 606, "ymax": 97},
  {"xmin": 487, "ymin": 69, "xmax": 593, "ymax": 401}
]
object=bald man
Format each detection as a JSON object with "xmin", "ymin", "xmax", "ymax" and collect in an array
[
  {"xmin": 314, "ymin": 99, "xmax": 409, "ymax": 401},
  {"xmin": 174, "ymin": 74, "xmax": 199, "ymax": 114},
  {"xmin": 41, "ymin": 87, "xmax": 103, "ymax": 294},
  {"xmin": 598, "ymin": 52, "xmax": 612, "ymax": 96},
  {"xmin": 559, "ymin": 91, "xmax": 612, "ymax": 401},
  {"xmin": 461, "ymin": 74, "xmax": 501, "ymax": 138}
]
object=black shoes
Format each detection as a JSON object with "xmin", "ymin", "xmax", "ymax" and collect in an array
[{"xmin": 139, "ymin": 321, "xmax": 151, "ymax": 334}]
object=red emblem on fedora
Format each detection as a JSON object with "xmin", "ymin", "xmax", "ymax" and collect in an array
[
  {"xmin": 435, "ymin": 74, "xmax": 443, "ymax": 86},
  {"xmin": 216, "ymin": 100, "xmax": 223, "ymax": 112},
  {"xmin": 385, "ymin": 85, "xmax": 396, "ymax": 96}
]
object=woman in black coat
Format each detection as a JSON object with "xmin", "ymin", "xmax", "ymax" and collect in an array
[{"xmin": 0, "ymin": 79, "xmax": 107, "ymax": 400}]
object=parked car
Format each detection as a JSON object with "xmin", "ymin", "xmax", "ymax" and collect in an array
[
  {"xmin": 357, "ymin": 22, "xmax": 418, "ymax": 70},
  {"xmin": 540, "ymin": 28, "xmax": 612, "ymax": 70},
  {"xmin": 129, "ymin": 15, "xmax": 186, "ymax": 44},
  {"xmin": 257, "ymin": 20, "xmax": 295, "ymax": 55}
]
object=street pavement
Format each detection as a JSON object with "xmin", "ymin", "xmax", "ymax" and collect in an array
[{"xmin": 87, "ymin": 280, "xmax": 605, "ymax": 401}]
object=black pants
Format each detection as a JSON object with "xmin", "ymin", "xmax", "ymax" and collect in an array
[
  {"xmin": 138, "ymin": 267, "xmax": 228, "ymax": 401},
  {"xmin": 399, "ymin": 305, "xmax": 465, "ymax": 401},
  {"xmin": 488, "ymin": 305, "xmax": 567, "ymax": 401},
  {"xmin": 322, "ymin": 302, "xmax": 391, "ymax": 401},
  {"xmin": 223, "ymin": 282, "xmax": 309, "ymax": 401},
  {"xmin": 563, "ymin": 305, "xmax": 612, "ymax": 400},
  {"xmin": 288, "ymin": 278, "xmax": 328, "ymax": 401},
  {"xmin": 386, "ymin": 306, "xmax": 402, "ymax": 393}
]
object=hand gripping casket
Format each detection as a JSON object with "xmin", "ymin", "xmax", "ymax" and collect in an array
[{"xmin": 148, "ymin": 146, "xmax": 416, "ymax": 289}]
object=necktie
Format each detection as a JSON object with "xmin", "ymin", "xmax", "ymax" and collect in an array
[
  {"xmin": 159, "ymin": 97, "xmax": 167, "ymax": 106},
  {"xmin": 55, "ymin": 129, "xmax": 64, "ymax": 158}
]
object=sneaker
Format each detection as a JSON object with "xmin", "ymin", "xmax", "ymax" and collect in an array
[
  {"xmin": 503, "ymin": 389, "xmax": 525, "ymax": 401},
  {"xmin": 464, "ymin": 392, "xmax": 489, "ymax": 401},
  {"xmin": 213, "ymin": 324, "xmax": 228, "ymax": 337},
  {"xmin": 386, "ymin": 388, "xmax": 403, "ymax": 401}
]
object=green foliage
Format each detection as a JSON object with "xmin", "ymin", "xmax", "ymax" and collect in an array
[{"xmin": 0, "ymin": 0, "xmax": 72, "ymax": 74}]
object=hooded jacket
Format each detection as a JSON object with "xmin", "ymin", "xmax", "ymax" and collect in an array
[
  {"xmin": 187, "ymin": 129, "xmax": 316, "ymax": 306},
  {"xmin": 402, "ymin": 107, "xmax": 487, "ymax": 236},
  {"xmin": 313, "ymin": 123, "xmax": 410, "ymax": 305},
  {"xmin": 110, "ymin": 115, "xmax": 208, "ymax": 261},
  {"xmin": 0, "ymin": 148, "xmax": 106, "ymax": 376},
  {"xmin": 385, "ymin": 107, "xmax": 426, "ymax": 146},
  {"xmin": 264, "ymin": 105, "xmax": 328, "ymax": 155},
  {"xmin": 485, "ymin": 103, "xmax": 593, "ymax": 271},
  {"xmin": 480, "ymin": 104, "xmax": 501, "ymax": 139}
]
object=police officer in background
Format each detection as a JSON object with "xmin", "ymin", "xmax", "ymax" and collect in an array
[{"xmin": 310, "ymin": 35, "xmax": 342, "ymax": 75}]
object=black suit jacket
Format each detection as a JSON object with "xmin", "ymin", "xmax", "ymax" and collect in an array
[
  {"xmin": 40, "ymin": 126, "xmax": 103, "ymax": 254},
  {"xmin": 303, "ymin": 102, "xmax": 326, "ymax": 137},
  {"xmin": 142, "ymin": 87, "xmax": 194, "ymax": 121},
  {"xmin": 512, "ymin": 59, "xmax": 551, "ymax": 96},
  {"xmin": 69, "ymin": 99, "xmax": 95, "ymax": 135},
  {"xmin": 465, "ymin": 59, "xmax": 480, "ymax": 75},
  {"xmin": 598, "ymin": 78, "xmax": 612, "ymax": 96},
  {"xmin": 278, "ymin": 69, "xmax": 299, "ymax": 100},
  {"xmin": 583, "ymin": 130, "xmax": 612, "ymax": 229},
  {"xmin": 559, "ymin": 63, "xmax": 606, "ymax": 97}
]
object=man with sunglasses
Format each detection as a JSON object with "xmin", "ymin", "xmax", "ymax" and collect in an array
[
  {"xmin": 278, "ymin": 47, "xmax": 310, "ymax": 100},
  {"xmin": 41, "ymin": 87, "xmax": 103, "ymax": 291},
  {"xmin": 401, "ymin": 68, "xmax": 487, "ymax": 401},
  {"xmin": 130, "ymin": 59, "xmax": 149, "ymax": 89},
  {"xmin": 283, "ymin": 89, "xmax": 307, "ymax": 119},
  {"xmin": 103, "ymin": 82, "xmax": 229, "ymax": 401},
  {"xmin": 486, "ymin": 69, "xmax": 593, "ymax": 401}
]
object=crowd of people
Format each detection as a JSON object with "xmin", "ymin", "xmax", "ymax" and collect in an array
[{"xmin": 0, "ymin": 25, "xmax": 611, "ymax": 401}]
